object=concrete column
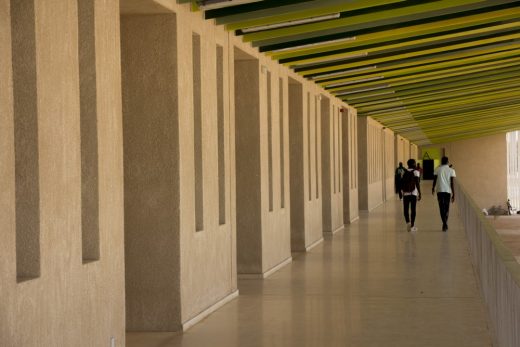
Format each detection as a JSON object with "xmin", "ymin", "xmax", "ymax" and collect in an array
[
  {"xmin": 342, "ymin": 107, "xmax": 359, "ymax": 223},
  {"xmin": 121, "ymin": 14, "xmax": 181, "ymax": 331},
  {"xmin": 321, "ymin": 98, "xmax": 344, "ymax": 234},
  {"xmin": 384, "ymin": 129, "xmax": 396, "ymax": 200},
  {"xmin": 358, "ymin": 117, "xmax": 384, "ymax": 211},
  {"xmin": 289, "ymin": 79, "xmax": 323, "ymax": 251},
  {"xmin": 234, "ymin": 49, "xmax": 291, "ymax": 277},
  {"xmin": 122, "ymin": 4, "xmax": 238, "ymax": 331},
  {"xmin": 1, "ymin": 1, "xmax": 125, "ymax": 345}
]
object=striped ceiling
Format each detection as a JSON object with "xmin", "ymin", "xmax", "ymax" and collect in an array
[{"xmin": 186, "ymin": 0, "xmax": 520, "ymax": 145}]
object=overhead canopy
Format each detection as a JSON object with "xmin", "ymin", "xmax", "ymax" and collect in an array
[{"xmin": 188, "ymin": 0, "xmax": 520, "ymax": 145}]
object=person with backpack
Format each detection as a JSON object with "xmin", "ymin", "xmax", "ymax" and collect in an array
[
  {"xmin": 395, "ymin": 162, "xmax": 406, "ymax": 200},
  {"xmin": 401, "ymin": 159, "xmax": 421, "ymax": 232},
  {"xmin": 432, "ymin": 156, "xmax": 456, "ymax": 231}
]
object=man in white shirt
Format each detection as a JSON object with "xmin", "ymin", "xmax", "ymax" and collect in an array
[{"xmin": 432, "ymin": 156, "xmax": 456, "ymax": 232}]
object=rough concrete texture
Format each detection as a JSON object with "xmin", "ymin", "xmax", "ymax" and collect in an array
[
  {"xmin": 395, "ymin": 135, "xmax": 411, "ymax": 166},
  {"xmin": 121, "ymin": 14, "xmax": 181, "ymax": 331},
  {"xmin": 342, "ymin": 107, "xmax": 359, "ymax": 223},
  {"xmin": 410, "ymin": 144, "xmax": 419, "ymax": 161},
  {"xmin": 289, "ymin": 79, "xmax": 324, "ymax": 250},
  {"xmin": 235, "ymin": 57, "xmax": 263, "ymax": 274},
  {"xmin": 233, "ymin": 44, "xmax": 292, "ymax": 275},
  {"xmin": 441, "ymin": 134, "xmax": 508, "ymax": 209},
  {"xmin": 122, "ymin": 0, "xmax": 238, "ymax": 329},
  {"xmin": 321, "ymin": 98, "xmax": 345, "ymax": 233},
  {"xmin": 358, "ymin": 117, "xmax": 385, "ymax": 211},
  {"xmin": 0, "ymin": 0, "xmax": 125, "ymax": 346}
]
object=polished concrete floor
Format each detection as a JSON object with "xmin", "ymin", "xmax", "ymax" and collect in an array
[{"xmin": 127, "ymin": 193, "xmax": 493, "ymax": 347}]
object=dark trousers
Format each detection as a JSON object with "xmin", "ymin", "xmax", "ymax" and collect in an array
[
  {"xmin": 437, "ymin": 192, "xmax": 451, "ymax": 226},
  {"xmin": 403, "ymin": 195, "xmax": 417, "ymax": 226}
]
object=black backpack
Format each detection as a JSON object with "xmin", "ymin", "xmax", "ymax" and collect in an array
[{"xmin": 402, "ymin": 170, "xmax": 416, "ymax": 193}]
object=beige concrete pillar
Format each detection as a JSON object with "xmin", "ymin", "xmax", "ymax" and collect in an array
[
  {"xmin": 121, "ymin": 2, "xmax": 237, "ymax": 331},
  {"xmin": 384, "ymin": 129, "xmax": 396, "ymax": 200},
  {"xmin": 358, "ymin": 117, "xmax": 384, "ymax": 211},
  {"xmin": 321, "ymin": 97, "xmax": 344, "ymax": 234},
  {"xmin": 234, "ymin": 48, "xmax": 292, "ymax": 278},
  {"xmin": 121, "ymin": 13, "xmax": 182, "ymax": 331},
  {"xmin": 342, "ymin": 107, "xmax": 359, "ymax": 222},
  {"xmin": 410, "ymin": 143, "xmax": 419, "ymax": 160},
  {"xmin": 1, "ymin": 0, "xmax": 125, "ymax": 345},
  {"xmin": 395, "ymin": 134, "xmax": 410, "ymax": 166},
  {"xmin": 289, "ymin": 78, "xmax": 323, "ymax": 251}
]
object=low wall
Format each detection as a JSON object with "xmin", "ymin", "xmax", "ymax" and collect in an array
[{"xmin": 456, "ymin": 182, "xmax": 520, "ymax": 347}]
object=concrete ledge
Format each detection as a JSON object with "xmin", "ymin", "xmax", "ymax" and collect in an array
[
  {"xmin": 182, "ymin": 290, "xmax": 239, "ymax": 331},
  {"xmin": 305, "ymin": 237, "xmax": 324, "ymax": 252},
  {"xmin": 324, "ymin": 225, "xmax": 344, "ymax": 236},
  {"xmin": 238, "ymin": 257, "xmax": 292, "ymax": 279}
]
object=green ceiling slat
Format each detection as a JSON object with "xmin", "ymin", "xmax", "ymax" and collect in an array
[
  {"xmin": 193, "ymin": 0, "xmax": 520, "ymax": 143},
  {"xmin": 346, "ymin": 72, "xmax": 520, "ymax": 106},
  {"xmin": 245, "ymin": 1, "xmax": 515, "ymax": 47},
  {"xmin": 299, "ymin": 32, "xmax": 520, "ymax": 75},
  {"xmin": 332, "ymin": 57, "xmax": 520, "ymax": 98},
  {"xmin": 269, "ymin": 8, "xmax": 520, "ymax": 59},
  {"xmin": 321, "ymin": 47, "xmax": 520, "ymax": 90},
  {"xmin": 360, "ymin": 86, "xmax": 520, "ymax": 113},
  {"xmin": 285, "ymin": 22, "xmax": 520, "ymax": 67},
  {"xmin": 221, "ymin": 0, "xmax": 406, "ymax": 29},
  {"xmin": 205, "ymin": 0, "xmax": 311, "ymax": 19},
  {"xmin": 356, "ymin": 81, "xmax": 520, "ymax": 110},
  {"xmin": 242, "ymin": 0, "xmax": 483, "ymax": 42}
]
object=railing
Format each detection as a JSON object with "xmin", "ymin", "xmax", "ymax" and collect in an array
[{"xmin": 455, "ymin": 182, "xmax": 520, "ymax": 347}]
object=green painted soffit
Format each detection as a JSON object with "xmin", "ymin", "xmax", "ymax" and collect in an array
[{"xmin": 187, "ymin": 0, "xmax": 520, "ymax": 144}]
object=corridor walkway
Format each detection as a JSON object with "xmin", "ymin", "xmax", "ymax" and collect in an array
[{"xmin": 127, "ymin": 194, "xmax": 493, "ymax": 347}]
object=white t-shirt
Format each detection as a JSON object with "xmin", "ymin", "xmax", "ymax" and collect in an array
[
  {"xmin": 434, "ymin": 165, "xmax": 456, "ymax": 194},
  {"xmin": 403, "ymin": 169, "xmax": 420, "ymax": 196}
]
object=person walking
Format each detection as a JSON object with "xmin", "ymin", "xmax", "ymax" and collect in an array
[
  {"xmin": 432, "ymin": 156, "xmax": 456, "ymax": 231},
  {"xmin": 401, "ymin": 159, "xmax": 421, "ymax": 232},
  {"xmin": 416, "ymin": 162, "xmax": 423, "ymax": 178},
  {"xmin": 395, "ymin": 162, "xmax": 406, "ymax": 200}
]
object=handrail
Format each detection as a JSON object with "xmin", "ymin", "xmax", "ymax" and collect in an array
[{"xmin": 455, "ymin": 181, "xmax": 520, "ymax": 347}]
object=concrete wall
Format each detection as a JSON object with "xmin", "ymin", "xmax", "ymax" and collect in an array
[
  {"xmin": 0, "ymin": 0, "xmax": 125, "ymax": 345},
  {"xmin": 321, "ymin": 98, "xmax": 345, "ymax": 234},
  {"xmin": 234, "ymin": 43, "xmax": 291, "ymax": 277},
  {"xmin": 358, "ymin": 117, "xmax": 385, "ymax": 211},
  {"xmin": 441, "ymin": 134, "xmax": 508, "ymax": 209},
  {"xmin": 121, "ymin": 1, "xmax": 237, "ymax": 331},
  {"xmin": 343, "ymin": 107, "xmax": 359, "ymax": 222}
]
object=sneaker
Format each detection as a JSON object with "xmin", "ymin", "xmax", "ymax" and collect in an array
[
  {"xmin": 406, "ymin": 223, "xmax": 411, "ymax": 232},
  {"xmin": 411, "ymin": 226, "xmax": 418, "ymax": 233}
]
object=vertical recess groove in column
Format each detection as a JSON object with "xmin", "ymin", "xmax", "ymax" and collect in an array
[
  {"xmin": 11, "ymin": 0, "xmax": 40, "ymax": 281},
  {"xmin": 216, "ymin": 45, "xmax": 225, "ymax": 225},
  {"xmin": 193, "ymin": 33, "xmax": 204, "ymax": 232},
  {"xmin": 267, "ymin": 71, "xmax": 273, "ymax": 212},
  {"xmin": 78, "ymin": 0, "xmax": 100, "ymax": 262},
  {"xmin": 279, "ymin": 78, "xmax": 285, "ymax": 209}
]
